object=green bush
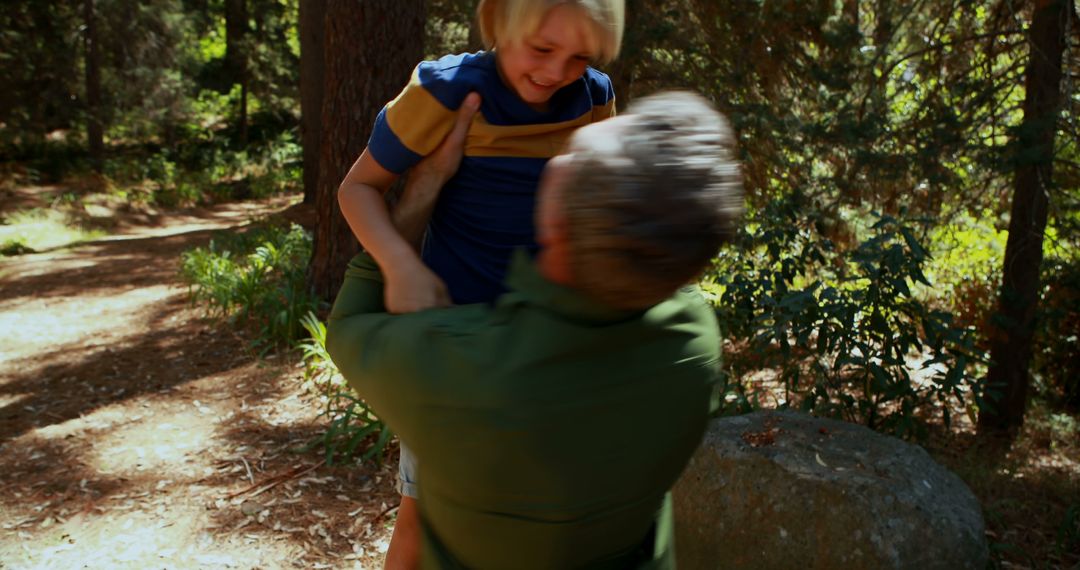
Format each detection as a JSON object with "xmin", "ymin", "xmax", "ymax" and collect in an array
[
  {"xmin": 98, "ymin": 128, "xmax": 301, "ymax": 207},
  {"xmin": 710, "ymin": 193, "xmax": 981, "ymax": 439},
  {"xmin": 298, "ymin": 313, "xmax": 393, "ymax": 465},
  {"xmin": 179, "ymin": 222, "xmax": 320, "ymax": 350}
]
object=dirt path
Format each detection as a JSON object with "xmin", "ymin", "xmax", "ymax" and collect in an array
[{"xmin": 0, "ymin": 196, "xmax": 398, "ymax": 569}]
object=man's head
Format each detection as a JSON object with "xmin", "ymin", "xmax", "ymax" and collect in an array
[{"xmin": 536, "ymin": 91, "xmax": 743, "ymax": 310}]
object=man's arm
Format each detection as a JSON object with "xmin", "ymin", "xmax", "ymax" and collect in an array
[{"xmin": 325, "ymin": 254, "xmax": 468, "ymax": 448}]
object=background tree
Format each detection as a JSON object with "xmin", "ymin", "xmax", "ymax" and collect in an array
[
  {"xmin": 980, "ymin": 0, "xmax": 1075, "ymax": 432},
  {"xmin": 84, "ymin": 0, "xmax": 104, "ymax": 172},
  {"xmin": 307, "ymin": 0, "xmax": 427, "ymax": 300},
  {"xmin": 299, "ymin": 0, "xmax": 327, "ymax": 204},
  {"xmin": 0, "ymin": 3, "xmax": 83, "ymax": 154},
  {"xmin": 225, "ymin": 0, "xmax": 251, "ymax": 144}
]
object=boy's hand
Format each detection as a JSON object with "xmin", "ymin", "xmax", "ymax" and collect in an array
[
  {"xmin": 384, "ymin": 257, "xmax": 452, "ymax": 314},
  {"xmin": 412, "ymin": 92, "xmax": 481, "ymax": 187}
]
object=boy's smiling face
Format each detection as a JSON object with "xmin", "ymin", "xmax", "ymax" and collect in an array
[{"xmin": 495, "ymin": 3, "xmax": 598, "ymax": 110}]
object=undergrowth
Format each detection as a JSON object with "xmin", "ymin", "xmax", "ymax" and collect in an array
[
  {"xmin": 709, "ymin": 193, "xmax": 982, "ymax": 440},
  {"xmin": 179, "ymin": 222, "xmax": 390, "ymax": 465},
  {"xmin": 179, "ymin": 221, "xmax": 318, "ymax": 351}
]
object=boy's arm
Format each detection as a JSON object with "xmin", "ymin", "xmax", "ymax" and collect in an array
[
  {"xmin": 324, "ymin": 253, "xmax": 459, "ymax": 447},
  {"xmin": 337, "ymin": 93, "xmax": 481, "ymax": 313},
  {"xmin": 338, "ymin": 153, "xmax": 450, "ymax": 313},
  {"xmin": 391, "ymin": 92, "xmax": 481, "ymax": 251}
]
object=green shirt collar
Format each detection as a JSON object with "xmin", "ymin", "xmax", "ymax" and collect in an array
[{"xmin": 501, "ymin": 249, "xmax": 638, "ymax": 322}]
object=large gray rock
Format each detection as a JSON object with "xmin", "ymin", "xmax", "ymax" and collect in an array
[{"xmin": 673, "ymin": 410, "xmax": 987, "ymax": 570}]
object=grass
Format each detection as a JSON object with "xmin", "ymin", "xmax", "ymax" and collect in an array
[{"xmin": 0, "ymin": 208, "xmax": 106, "ymax": 255}]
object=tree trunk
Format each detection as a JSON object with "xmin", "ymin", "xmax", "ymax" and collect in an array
[
  {"xmin": 979, "ymin": 0, "xmax": 1071, "ymax": 433},
  {"xmin": 225, "ymin": 0, "xmax": 249, "ymax": 145},
  {"xmin": 299, "ymin": 0, "xmax": 327, "ymax": 205},
  {"xmin": 84, "ymin": 0, "xmax": 104, "ymax": 172},
  {"xmin": 606, "ymin": 0, "xmax": 642, "ymax": 112},
  {"xmin": 308, "ymin": 0, "xmax": 426, "ymax": 301},
  {"xmin": 466, "ymin": 0, "xmax": 484, "ymax": 51}
]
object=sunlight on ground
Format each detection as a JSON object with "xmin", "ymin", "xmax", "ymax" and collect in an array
[
  {"xmin": 0, "ymin": 284, "xmax": 180, "ymax": 369},
  {"xmin": 0, "ymin": 209, "xmax": 105, "ymax": 253},
  {"xmin": 6, "ymin": 503, "xmax": 310, "ymax": 570},
  {"xmin": 0, "ymin": 195, "xmax": 395, "ymax": 569},
  {"xmin": 79, "ymin": 406, "xmax": 216, "ymax": 476},
  {"xmin": 0, "ymin": 393, "xmax": 27, "ymax": 411}
]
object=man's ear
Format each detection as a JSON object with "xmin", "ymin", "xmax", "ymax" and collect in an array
[
  {"xmin": 535, "ymin": 155, "xmax": 573, "ymax": 250},
  {"xmin": 536, "ymin": 202, "xmax": 565, "ymax": 248}
]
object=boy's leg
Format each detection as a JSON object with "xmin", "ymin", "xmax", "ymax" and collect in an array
[{"xmin": 384, "ymin": 443, "xmax": 420, "ymax": 570}]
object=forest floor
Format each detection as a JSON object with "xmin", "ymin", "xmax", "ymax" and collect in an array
[
  {"xmin": 0, "ymin": 186, "xmax": 398, "ymax": 569},
  {"xmin": 0, "ymin": 182, "xmax": 1077, "ymax": 569}
]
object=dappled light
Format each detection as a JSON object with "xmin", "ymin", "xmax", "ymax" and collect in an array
[
  {"xmin": 2, "ymin": 0, "xmax": 1078, "ymax": 567},
  {"xmin": 1, "ymin": 197, "xmax": 397, "ymax": 568}
]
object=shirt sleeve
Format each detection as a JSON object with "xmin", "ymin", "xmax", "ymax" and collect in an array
[
  {"xmin": 324, "ymin": 253, "xmax": 468, "ymax": 448},
  {"xmin": 366, "ymin": 63, "xmax": 460, "ymax": 174},
  {"xmin": 584, "ymin": 67, "xmax": 617, "ymax": 123}
]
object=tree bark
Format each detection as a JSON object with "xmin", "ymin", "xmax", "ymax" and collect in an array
[
  {"xmin": 308, "ymin": 0, "xmax": 426, "ymax": 301},
  {"xmin": 466, "ymin": 0, "xmax": 484, "ymax": 51},
  {"xmin": 979, "ymin": 0, "xmax": 1071, "ymax": 433},
  {"xmin": 225, "ymin": 0, "xmax": 249, "ymax": 145},
  {"xmin": 605, "ymin": 0, "xmax": 642, "ymax": 112},
  {"xmin": 299, "ymin": 0, "xmax": 327, "ymax": 205},
  {"xmin": 84, "ymin": 0, "xmax": 104, "ymax": 172}
]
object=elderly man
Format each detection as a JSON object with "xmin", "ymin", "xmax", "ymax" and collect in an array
[{"xmin": 327, "ymin": 91, "xmax": 742, "ymax": 569}]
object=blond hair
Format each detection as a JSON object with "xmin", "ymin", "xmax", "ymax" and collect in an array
[{"xmin": 476, "ymin": 0, "xmax": 624, "ymax": 64}]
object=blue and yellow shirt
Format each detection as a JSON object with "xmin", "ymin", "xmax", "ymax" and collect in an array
[{"xmin": 367, "ymin": 51, "xmax": 616, "ymax": 304}]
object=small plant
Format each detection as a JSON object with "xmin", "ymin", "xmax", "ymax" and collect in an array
[
  {"xmin": 179, "ymin": 222, "xmax": 321, "ymax": 350},
  {"xmin": 181, "ymin": 225, "xmax": 392, "ymax": 464},
  {"xmin": 298, "ymin": 312, "xmax": 393, "ymax": 465}
]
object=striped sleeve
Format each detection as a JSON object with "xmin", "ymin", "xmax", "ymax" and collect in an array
[
  {"xmin": 587, "ymin": 68, "xmax": 617, "ymax": 122},
  {"xmin": 367, "ymin": 63, "xmax": 461, "ymax": 174}
]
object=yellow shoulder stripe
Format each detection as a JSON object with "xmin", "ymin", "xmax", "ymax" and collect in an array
[
  {"xmin": 465, "ymin": 105, "xmax": 611, "ymax": 159},
  {"xmin": 592, "ymin": 98, "xmax": 616, "ymax": 122},
  {"xmin": 385, "ymin": 68, "xmax": 457, "ymax": 157}
]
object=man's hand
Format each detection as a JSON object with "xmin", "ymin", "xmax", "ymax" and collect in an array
[
  {"xmin": 393, "ymin": 92, "xmax": 482, "ymax": 253},
  {"xmin": 411, "ymin": 92, "xmax": 481, "ymax": 188},
  {"xmin": 382, "ymin": 93, "xmax": 480, "ymax": 313},
  {"xmin": 384, "ymin": 256, "xmax": 452, "ymax": 314}
]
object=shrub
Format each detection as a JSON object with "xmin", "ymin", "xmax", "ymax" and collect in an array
[
  {"xmin": 1, "ymin": 237, "xmax": 34, "ymax": 256},
  {"xmin": 710, "ymin": 193, "xmax": 981, "ymax": 439},
  {"xmin": 179, "ymin": 222, "xmax": 320, "ymax": 350}
]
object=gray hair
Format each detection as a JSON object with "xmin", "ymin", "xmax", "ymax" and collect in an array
[{"xmin": 562, "ymin": 91, "xmax": 743, "ymax": 310}]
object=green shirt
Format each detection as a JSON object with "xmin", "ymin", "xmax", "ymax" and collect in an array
[{"xmin": 327, "ymin": 252, "xmax": 720, "ymax": 569}]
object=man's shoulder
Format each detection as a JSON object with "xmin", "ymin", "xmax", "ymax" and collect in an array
[{"xmin": 648, "ymin": 287, "xmax": 722, "ymax": 357}]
